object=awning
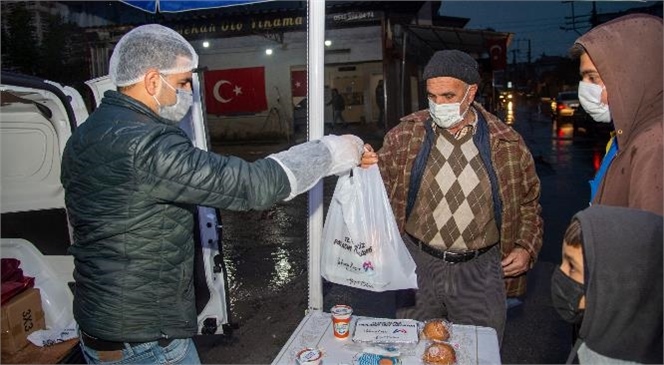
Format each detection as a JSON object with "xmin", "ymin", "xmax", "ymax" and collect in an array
[
  {"xmin": 120, "ymin": 0, "xmax": 273, "ymax": 13},
  {"xmin": 406, "ymin": 24, "xmax": 513, "ymax": 56}
]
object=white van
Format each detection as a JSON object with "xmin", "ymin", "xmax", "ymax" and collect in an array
[{"xmin": 0, "ymin": 71, "xmax": 232, "ymax": 342}]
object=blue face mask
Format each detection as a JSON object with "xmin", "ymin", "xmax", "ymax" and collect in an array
[
  {"xmin": 578, "ymin": 81, "xmax": 611, "ymax": 123},
  {"xmin": 153, "ymin": 75, "xmax": 193, "ymax": 123}
]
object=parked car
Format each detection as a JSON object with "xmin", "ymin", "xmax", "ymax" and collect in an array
[
  {"xmin": 552, "ymin": 91, "xmax": 610, "ymax": 137},
  {"xmin": 554, "ymin": 91, "xmax": 581, "ymax": 118},
  {"xmin": 496, "ymin": 89, "xmax": 513, "ymax": 111}
]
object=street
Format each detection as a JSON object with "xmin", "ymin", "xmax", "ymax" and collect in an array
[{"xmin": 195, "ymin": 99, "xmax": 610, "ymax": 364}]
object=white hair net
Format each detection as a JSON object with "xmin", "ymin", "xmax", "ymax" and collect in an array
[
  {"xmin": 267, "ymin": 135, "xmax": 364, "ymax": 201},
  {"xmin": 109, "ymin": 24, "xmax": 199, "ymax": 87}
]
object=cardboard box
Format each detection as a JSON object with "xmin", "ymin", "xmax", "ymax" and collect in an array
[{"xmin": 1, "ymin": 288, "xmax": 45, "ymax": 355}]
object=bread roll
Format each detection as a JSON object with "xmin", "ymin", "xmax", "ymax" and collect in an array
[
  {"xmin": 422, "ymin": 342, "xmax": 456, "ymax": 365},
  {"xmin": 422, "ymin": 320, "xmax": 450, "ymax": 341}
]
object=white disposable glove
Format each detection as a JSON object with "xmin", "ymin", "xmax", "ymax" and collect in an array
[
  {"xmin": 267, "ymin": 134, "xmax": 364, "ymax": 200},
  {"xmin": 320, "ymin": 134, "xmax": 364, "ymax": 176}
]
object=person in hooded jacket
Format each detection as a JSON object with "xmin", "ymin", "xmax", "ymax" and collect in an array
[
  {"xmin": 571, "ymin": 14, "xmax": 662, "ymax": 215},
  {"xmin": 61, "ymin": 24, "xmax": 364, "ymax": 364},
  {"xmin": 551, "ymin": 204, "xmax": 662, "ymax": 364}
]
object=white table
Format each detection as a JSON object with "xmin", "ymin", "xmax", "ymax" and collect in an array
[{"xmin": 272, "ymin": 310, "xmax": 501, "ymax": 365}]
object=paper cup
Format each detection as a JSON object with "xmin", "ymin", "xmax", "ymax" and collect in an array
[{"xmin": 331, "ymin": 304, "xmax": 353, "ymax": 339}]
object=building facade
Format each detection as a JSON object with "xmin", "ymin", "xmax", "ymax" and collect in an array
[{"xmin": 2, "ymin": 1, "xmax": 512, "ymax": 141}]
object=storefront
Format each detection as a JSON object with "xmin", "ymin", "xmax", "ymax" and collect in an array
[
  {"xmin": 191, "ymin": 13, "xmax": 388, "ymax": 141},
  {"xmin": 81, "ymin": 1, "xmax": 510, "ymax": 140},
  {"xmin": 182, "ymin": 8, "xmax": 398, "ymax": 141},
  {"xmin": 81, "ymin": 3, "xmax": 423, "ymax": 140}
]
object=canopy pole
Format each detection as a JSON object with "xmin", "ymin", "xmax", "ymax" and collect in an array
[
  {"xmin": 307, "ymin": 0, "xmax": 325, "ymax": 311},
  {"xmin": 400, "ymin": 31, "xmax": 408, "ymax": 117}
]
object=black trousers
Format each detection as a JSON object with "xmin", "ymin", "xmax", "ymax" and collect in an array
[{"xmin": 397, "ymin": 233, "xmax": 507, "ymax": 345}]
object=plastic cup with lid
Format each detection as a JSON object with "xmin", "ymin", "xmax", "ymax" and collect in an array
[{"xmin": 331, "ymin": 304, "xmax": 353, "ymax": 339}]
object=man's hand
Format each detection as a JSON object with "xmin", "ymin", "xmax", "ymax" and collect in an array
[
  {"xmin": 361, "ymin": 144, "xmax": 378, "ymax": 168},
  {"xmin": 501, "ymin": 247, "xmax": 531, "ymax": 277}
]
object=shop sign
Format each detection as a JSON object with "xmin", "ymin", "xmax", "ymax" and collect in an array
[
  {"xmin": 171, "ymin": 10, "xmax": 381, "ymax": 40},
  {"xmin": 171, "ymin": 14, "xmax": 305, "ymax": 40},
  {"xmin": 328, "ymin": 11, "xmax": 380, "ymax": 24}
]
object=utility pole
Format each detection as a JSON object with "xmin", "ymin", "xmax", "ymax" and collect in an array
[
  {"xmin": 561, "ymin": 1, "xmax": 590, "ymax": 35},
  {"xmin": 509, "ymin": 49, "xmax": 520, "ymax": 88},
  {"xmin": 511, "ymin": 49, "xmax": 519, "ymax": 66},
  {"xmin": 513, "ymin": 38, "xmax": 532, "ymax": 65},
  {"xmin": 590, "ymin": 1, "xmax": 598, "ymax": 27},
  {"xmin": 511, "ymin": 39, "xmax": 533, "ymax": 91}
]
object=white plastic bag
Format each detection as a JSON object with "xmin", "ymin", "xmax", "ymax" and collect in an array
[{"xmin": 321, "ymin": 165, "xmax": 418, "ymax": 292}]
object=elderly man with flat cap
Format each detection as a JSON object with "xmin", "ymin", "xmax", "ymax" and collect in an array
[{"xmin": 362, "ymin": 49, "xmax": 543, "ymax": 343}]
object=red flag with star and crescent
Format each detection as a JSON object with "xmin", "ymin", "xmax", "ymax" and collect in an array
[
  {"xmin": 486, "ymin": 38, "xmax": 507, "ymax": 71},
  {"xmin": 204, "ymin": 67, "xmax": 267, "ymax": 115},
  {"xmin": 290, "ymin": 70, "xmax": 307, "ymax": 97}
]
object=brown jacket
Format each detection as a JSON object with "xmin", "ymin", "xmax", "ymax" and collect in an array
[
  {"xmin": 576, "ymin": 14, "xmax": 663, "ymax": 215},
  {"xmin": 377, "ymin": 102, "xmax": 543, "ymax": 297}
]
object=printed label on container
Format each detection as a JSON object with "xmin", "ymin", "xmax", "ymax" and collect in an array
[
  {"xmin": 296, "ymin": 348, "xmax": 322, "ymax": 365},
  {"xmin": 334, "ymin": 321, "xmax": 350, "ymax": 335}
]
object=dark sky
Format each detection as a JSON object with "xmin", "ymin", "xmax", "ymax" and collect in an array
[{"xmin": 438, "ymin": 1, "xmax": 659, "ymax": 60}]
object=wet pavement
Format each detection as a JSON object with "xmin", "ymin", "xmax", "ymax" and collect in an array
[
  {"xmin": 195, "ymin": 99, "xmax": 610, "ymax": 364},
  {"xmin": 497, "ymin": 102, "xmax": 608, "ymax": 364}
]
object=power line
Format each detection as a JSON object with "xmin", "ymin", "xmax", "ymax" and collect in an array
[
  {"xmin": 472, "ymin": 19, "xmax": 566, "ymax": 29},
  {"xmin": 560, "ymin": 1, "xmax": 587, "ymax": 35}
]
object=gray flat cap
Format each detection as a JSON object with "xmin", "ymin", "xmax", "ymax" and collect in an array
[{"xmin": 423, "ymin": 50, "xmax": 481, "ymax": 85}]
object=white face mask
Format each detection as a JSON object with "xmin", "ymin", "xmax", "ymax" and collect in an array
[
  {"xmin": 153, "ymin": 75, "xmax": 193, "ymax": 123},
  {"xmin": 428, "ymin": 86, "xmax": 471, "ymax": 129},
  {"xmin": 578, "ymin": 81, "xmax": 611, "ymax": 123}
]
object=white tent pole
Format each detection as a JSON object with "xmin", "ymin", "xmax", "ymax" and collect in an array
[{"xmin": 307, "ymin": 0, "xmax": 325, "ymax": 310}]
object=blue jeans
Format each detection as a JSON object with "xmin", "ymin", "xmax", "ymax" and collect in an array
[
  {"xmin": 578, "ymin": 342, "xmax": 638, "ymax": 364},
  {"xmin": 79, "ymin": 336, "xmax": 201, "ymax": 364}
]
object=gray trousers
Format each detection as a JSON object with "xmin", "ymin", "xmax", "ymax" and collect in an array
[{"xmin": 397, "ymin": 233, "xmax": 506, "ymax": 345}]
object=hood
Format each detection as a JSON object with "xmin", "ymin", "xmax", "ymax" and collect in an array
[
  {"xmin": 574, "ymin": 14, "xmax": 662, "ymax": 147},
  {"xmin": 575, "ymin": 205, "xmax": 663, "ymax": 363}
]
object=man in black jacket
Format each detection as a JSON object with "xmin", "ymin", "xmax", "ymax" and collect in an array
[{"xmin": 62, "ymin": 24, "xmax": 364, "ymax": 364}]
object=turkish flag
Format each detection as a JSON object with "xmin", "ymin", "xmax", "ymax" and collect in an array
[
  {"xmin": 291, "ymin": 70, "xmax": 307, "ymax": 97},
  {"xmin": 486, "ymin": 38, "xmax": 507, "ymax": 70},
  {"xmin": 204, "ymin": 67, "xmax": 267, "ymax": 115}
]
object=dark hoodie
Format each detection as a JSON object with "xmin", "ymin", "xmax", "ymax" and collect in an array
[
  {"xmin": 575, "ymin": 205, "xmax": 663, "ymax": 363},
  {"xmin": 575, "ymin": 14, "xmax": 663, "ymax": 215}
]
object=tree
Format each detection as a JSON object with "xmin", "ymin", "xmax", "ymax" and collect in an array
[
  {"xmin": 39, "ymin": 13, "xmax": 88, "ymax": 87},
  {"xmin": 3, "ymin": 2, "xmax": 40, "ymax": 75},
  {"xmin": 1, "ymin": 27, "xmax": 9, "ymax": 68},
  {"xmin": 2, "ymin": 3, "xmax": 89, "ymax": 89}
]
